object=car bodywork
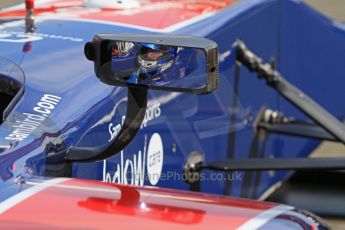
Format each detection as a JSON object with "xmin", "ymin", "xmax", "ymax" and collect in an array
[
  {"xmin": 0, "ymin": 0, "xmax": 344, "ymax": 228},
  {"xmin": 0, "ymin": 177, "xmax": 329, "ymax": 229}
]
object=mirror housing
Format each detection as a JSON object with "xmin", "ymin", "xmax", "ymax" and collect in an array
[{"xmin": 84, "ymin": 34, "xmax": 218, "ymax": 94}]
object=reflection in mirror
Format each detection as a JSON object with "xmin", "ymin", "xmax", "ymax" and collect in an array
[{"xmin": 108, "ymin": 41, "xmax": 207, "ymax": 91}]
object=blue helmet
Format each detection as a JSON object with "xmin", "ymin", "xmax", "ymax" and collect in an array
[{"xmin": 137, "ymin": 43, "xmax": 179, "ymax": 82}]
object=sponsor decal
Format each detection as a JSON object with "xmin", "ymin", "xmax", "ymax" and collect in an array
[
  {"xmin": 5, "ymin": 94, "xmax": 61, "ymax": 142},
  {"xmin": 146, "ymin": 133, "xmax": 163, "ymax": 185},
  {"xmin": 108, "ymin": 102, "xmax": 161, "ymax": 141},
  {"xmin": 0, "ymin": 31, "xmax": 83, "ymax": 43},
  {"xmin": 108, "ymin": 116, "xmax": 126, "ymax": 142},
  {"xmin": 104, "ymin": 102, "xmax": 163, "ymax": 186},
  {"xmin": 104, "ymin": 133, "xmax": 164, "ymax": 186}
]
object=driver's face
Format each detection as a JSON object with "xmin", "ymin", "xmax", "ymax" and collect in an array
[{"xmin": 146, "ymin": 50, "xmax": 164, "ymax": 61}]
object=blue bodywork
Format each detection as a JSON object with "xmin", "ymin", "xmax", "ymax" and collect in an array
[{"xmin": 1, "ymin": 0, "xmax": 345, "ymax": 201}]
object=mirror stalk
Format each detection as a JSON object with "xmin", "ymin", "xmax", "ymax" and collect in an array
[{"xmin": 65, "ymin": 86, "xmax": 148, "ymax": 162}]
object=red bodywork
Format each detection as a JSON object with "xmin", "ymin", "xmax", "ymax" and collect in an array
[
  {"xmin": 0, "ymin": 178, "xmax": 278, "ymax": 229},
  {"xmin": 0, "ymin": 0, "xmax": 235, "ymax": 30}
]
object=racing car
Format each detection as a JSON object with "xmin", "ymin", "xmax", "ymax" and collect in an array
[{"xmin": 0, "ymin": 0, "xmax": 344, "ymax": 229}]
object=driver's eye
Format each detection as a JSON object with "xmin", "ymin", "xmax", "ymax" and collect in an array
[{"xmin": 147, "ymin": 52, "xmax": 163, "ymax": 60}]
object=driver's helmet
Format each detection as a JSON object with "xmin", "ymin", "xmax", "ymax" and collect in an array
[{"xmin": 137, "ymin": 43, "xmax": 179, "ymax": 81}]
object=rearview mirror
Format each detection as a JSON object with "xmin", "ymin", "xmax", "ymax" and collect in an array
[
  {"xmin": 65, "ymin": 34, "xmax": 219, "ymax": 162},
  {"xmin": 84, "ymin": 34, "xmax": 218, "ymax": 94}
]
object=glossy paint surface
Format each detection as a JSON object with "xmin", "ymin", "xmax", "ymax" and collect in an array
[
  {"xmin": 0, "ymin": 0, "xmax": 236, "ymax": 31},
  {"xmin": 0, "ymin": 178, "xmax": 329, "ymax": 229},
  {"xmin": 0, "ymin": 178, "xmax": 282, "ymax": 229},
  {"xmin": 0, "ymin": 0, "xmax": 344, "ymax": 204}
]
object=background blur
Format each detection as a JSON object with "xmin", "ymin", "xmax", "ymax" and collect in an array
[
  {"xmin": 1, "ymin": 0, "xmax": 345, "ymax": 229},
  {"xmin": 1, "ymin": 0, "xmax": 24, "ymax": 8},
  {"xmin": 2, "ymin": 0, "xmax": 345, "ymax": 21}
]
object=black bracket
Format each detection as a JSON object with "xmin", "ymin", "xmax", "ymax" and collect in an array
[
  {"xmin": 236, "ymin": 40, "xmax": 345, "ymax": 144},
  {"xmin": 254, "ymin": 107, "xmax": 339, "ymax": 142},
  {"xmin": 65, "ymin": 86, "xmax": 147, "ymax": 162},
  {"xmin": 184, "ymin": 155, "xmax": 345, "ymax": 184}
]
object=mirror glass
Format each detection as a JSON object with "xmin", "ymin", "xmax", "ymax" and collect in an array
[{"xmin": 103, "ymin": 41, "xmax": 208, "ymax": 91}]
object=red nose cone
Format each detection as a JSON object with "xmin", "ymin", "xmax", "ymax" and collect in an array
[{"xmin": 25, "ymin": 0, "xmax": 34, "ymax": 10}]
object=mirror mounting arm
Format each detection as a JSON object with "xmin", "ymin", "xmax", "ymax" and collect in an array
[
  {"xmin": 236, "ymin": 40, "xmax": 345, "ymax": 144},
  {"xmin": 65, "ymin": 86, "xmax": 148, "ymax": 162}
]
